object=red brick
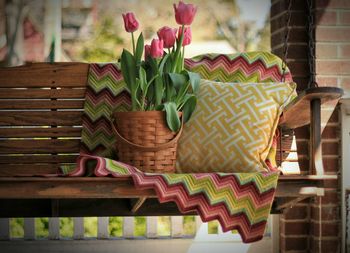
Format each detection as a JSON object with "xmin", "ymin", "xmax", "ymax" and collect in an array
[
  {"xmin": 271, "ymin": 28, "xmax": 308, "ymax": 45},
  {"xmin": 271, "ymin": 0, "xmax": 308, "ymax": 16},
  {"xmin": 322, "ymin": 179, "xmax": 339, "ymax": 188},
  {"xmin": 311, "ymin": 222, "xmax": 340, "ymax": 236},
  {"xmin": 316, "ymin": 27, "xmax": 350, "ymax": 42},
  {"xmin": 322, "ymin": 125, "xmax": 338, "ymax": 139},
  {"xmin": 315, "ymin": 44, "xmax": 338, "ymax": 58},
  {"xmin": 284, "ymin": 205, "xmax": 309, "ymax": 219},
  {"xmin": 328, "ymin": 110, "xmax": 339, "ymax": 123},
  {"xmin": 315, "ymin": 76, "xmax": 338, "ymax": 87},
  {"xmin": 340, "ymin": 77, "xmax": 350, "ymax": 90},
  {"xmin": 323, "ymin": 157, "xmax": 340, "ymax": 173},
  {"xmin": 287, "ymin": 61, "xmax": 310, "ymax": 77},
  {"xmin": 281, "ymin": 221, "xmax": 310, "ymax": 235},
  {"xmin": 339, "ymin": 44, "xmax": 350, "ymax": 58},
  {"xmin": 311, "ymin": 205, "xmax": 340, "ymax": 220},
  {"xmin": 280, "ymin": 236, "xmax": 309, "ymax": 251},
  {"xmin": 310, "ymin": 237, "xmax": 340, "ymax": 253},
  {"xmin": 316, "ymin": 0, "xmax": 350, "ymax": 9},
  {"xmin": 316, "ymin": 60, "xmax": 350, "ymax": 75},
  {"xmin": 316, "ymin": 10, "xmax": 337, "ymax": 25},
  {"xmin": 271, "ymin": 11, "xmax": 308, "ymax": 32},
  {"xmin": 339, "ymin": 10, "xmax": 350, "ymax": 24},
  {"xmin": 315, "ymin": 191, "xmax": 340, "ymax": 205},
  {"xmin": 273, "ymin": 44, "xmax": 308, "ymax": 60}
]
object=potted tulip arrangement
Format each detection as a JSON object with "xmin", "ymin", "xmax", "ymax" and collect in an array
[
  {"xmin": 113, "ymin": 1, "xmax": 199, "ymax": 173},
  {"xmin": 119, "ymin": 1, "xmax": 199, "ymax": 132}
]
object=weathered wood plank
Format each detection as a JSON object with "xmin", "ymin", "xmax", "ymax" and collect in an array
[
  {"xmin": 0, "ymin": 139, "xmax": 81, "ymax": 154},
  {"xmin": 0, "ymin": 63, "xmax": 89, "ymax": 88},
  {"xmin": 0, "ymin": 100, "xmax": 84, "ymax": 109},
  {"xmin": 280, "ymin": 87, "xmax": 343, "ymax": 129},
  {"xmin": 0, "ymin": 127, "xmax": 82, "ymax": 138},
  {"xmin": 0, "ymin": 155, "xmax": 78, "ymax": 164},
  {"xmin": 0, "ymin": 88, "xmax": 86, "ymax": 99},
  {"xmin": 0, "ymin": 164, "xmax": 63, "ymax": 176},
  {"xmin": 0, "ymin": 111, "xmax": 83, "ymax": 126},
  {"xmin": 0, "ymin": 176, "xmax": 332, "ymax": 199}
]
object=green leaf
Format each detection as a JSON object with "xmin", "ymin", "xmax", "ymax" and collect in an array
[
  {"xmin": 139, "ymin": 66, "xmax": 147, "ymax": 92},
  {"xmin": 135, "ymin": 33, "xmax": 144, "ymax": 64},
  {"xmin": 168, "ymin": 73, "xmax": 188, "ymax": 91},
  {"xmin": 164, "ymin": 102, "xmax": 181, "ymax": 132},
  {"xmin": 181, "ymin": 94, "xmax": 197, "ymax": 123},
  {"xmin": 187, "ymin": 71, "xmax": 201, "ymax": 94},
  {"xmin": 158, "ymin": 53, "xmax": 170, "ymax": 75},
  {"xmin": 121, "ymin": 49, "xmax": 138, "ymax": 110}
]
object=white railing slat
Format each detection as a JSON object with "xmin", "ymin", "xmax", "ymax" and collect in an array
[
  {"xmin": 97, "ymin": 217, "xmax": 109, "ymax": 239},
  {"xmin": 146, "ymin": 216, "xmax": 157, "ymax": 238},
  {"xmin": 123, "ymin": 217, "xmax": 134, "ymax": 238},
  {"xmin": 170, "ymin": 216, "xmax": 183, "ymax": 237},
  {"xmin": 48, "ymin": 218, "xmax": 60, "ymax": 240},
  {"xmin": 0, "ymin": 218, "xmax": 10, "ymax": 240},
  {"xmin": 73, "ymin": 217, "xmax": 84, "ymax": 239},
  {"xmin": 24, "ymin": 218, "xmax": 35, "ymax": 240}
]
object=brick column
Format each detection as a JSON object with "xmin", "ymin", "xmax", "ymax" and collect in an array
[{"xmin": 271, "ymin": 0, "xmax": 345, "ymax": 252}]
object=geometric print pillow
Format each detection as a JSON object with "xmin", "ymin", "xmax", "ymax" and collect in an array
[{"xmin": 176, "ymin": 80, "xmax": 297, "ymax": 173}]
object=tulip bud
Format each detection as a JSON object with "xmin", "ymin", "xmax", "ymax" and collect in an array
[
  {"xmin": 150, "ymin": 39, "xmax": 164, "ymax": 58},
  {"xmin": 178, "ymin": 26, "xmax": 192, "ymax": 46},
  {"xmin": 173, "ymin": 1, "xmax": 197, "ymax": 26},
  {"xmin": 144, "ymin": 45, "xmax": 151, "ymax": 60},
  {"xmin": 157, "ymin": 26, "xmax": 177, "ymax": 49},
  {"xmin": 122, "ymin": 12, "xmax": 139, "ymax": 33}
]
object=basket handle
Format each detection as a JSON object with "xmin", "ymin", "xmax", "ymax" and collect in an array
[{"xmin": 111, "ymin": 116, "xmax": 184, "ymax": 152}]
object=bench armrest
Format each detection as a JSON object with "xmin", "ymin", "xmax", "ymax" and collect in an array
[{"xmin": 279, "ymin": 87, "xmax": 343, "ymax": 129}]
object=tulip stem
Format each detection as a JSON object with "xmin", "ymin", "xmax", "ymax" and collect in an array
[
  {"xmin": 182, "ymin": 46, "xmax": 185, "ymax": 70},
  {"xmin": 172, "ymin": 25, "xmax": 185, "ymax": 73},
  {"xmin": 131, "ymin": 32, "xmax": 136, "ymax": 55}
]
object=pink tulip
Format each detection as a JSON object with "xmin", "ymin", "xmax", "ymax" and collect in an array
[
  {"xmin": 122, "ymin": 12, "xmax": 139, "ymax": 33},
  {"xmin": 144, "ymin": 45, "xmax": 151, "ymax": 60},
  {"xmin": 157, "ymin": 26, "xmax": 177, "ymax": 48},
  {"xmin": 150, "ymin": 39, "xmax": 164, "ymax": 58},
  {"xmin": 173, "ymin": 1, "xmax": 197, "ymax": 26},
  {"xmin": 178, "ymin": 26, "xmax": 192, "ymax": 46}
]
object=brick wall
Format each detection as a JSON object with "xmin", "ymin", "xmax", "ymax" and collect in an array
[{"xmin": 271, "ymin": 0, "xmax": 346, "ymax": 252}]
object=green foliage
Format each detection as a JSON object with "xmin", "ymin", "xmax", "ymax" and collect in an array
[
  {"xmin": 35, "ymin": 218, "xmax": 48, "ymax": 238},
  {"xmin": 84, "ymin": 217, "xmax": 97, "ymax": 237},
  {"xmin": 79, "ymin": 17, "xmax": 124, "ymax": 62},
  {"xmin": 157, "ymin": 216, "xmax": 170, "ymax": 236},
  {"xmin": 10, "ymin": 218, "xmax": 24, "ymax": 238},
  {"xmin": 134, "ymin": 217, "xmax": 146, "ymax": 236},
  {"xmin": 60, "ymin": 218, "xmax": 74, "ymax": 238},
  {"xmin": 183, "ymin": 216, "xmax": 196, "ymax": 235},
  {"xmin": 109, "ymin": 217, "xmax": 123, "ymax": 237}
]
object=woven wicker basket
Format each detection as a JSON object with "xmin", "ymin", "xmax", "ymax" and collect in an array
[{"xmin": 112, "ymin": 111, "xmax": 183, "ymax": 173}]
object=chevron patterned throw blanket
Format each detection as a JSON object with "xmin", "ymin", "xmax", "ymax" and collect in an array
[{"xmin": 61, "ymin": 52, "xmax": 287, "ymax": 243}]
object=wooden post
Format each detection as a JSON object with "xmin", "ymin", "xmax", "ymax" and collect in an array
[{"xmin": 310, "ymin": 98, "xmax": 324, "ymax": 175}]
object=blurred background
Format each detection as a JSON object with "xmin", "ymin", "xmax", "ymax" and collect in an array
[{"xmin": 0, "ymin": 0, "xmax": 271, "ymax": 66}]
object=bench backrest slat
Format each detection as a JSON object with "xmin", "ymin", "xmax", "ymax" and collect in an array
[{"xmin": 0, "ymin": 63, "xmax": 89, "ymax": 176}]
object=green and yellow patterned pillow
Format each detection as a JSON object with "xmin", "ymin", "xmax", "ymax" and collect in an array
[{"xmin": 176, "ymin": 79, "xmax": 297, "ymax": 173}]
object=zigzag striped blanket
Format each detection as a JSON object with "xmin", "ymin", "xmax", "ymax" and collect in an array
[{"xmin": 62, "ymin": 52, "xmax": 286, "ymax": 243}]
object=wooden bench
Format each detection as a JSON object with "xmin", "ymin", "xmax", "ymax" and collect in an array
[{"xmin": 0, "ymin": 62, "xmax": 343, "ymax": 217}]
